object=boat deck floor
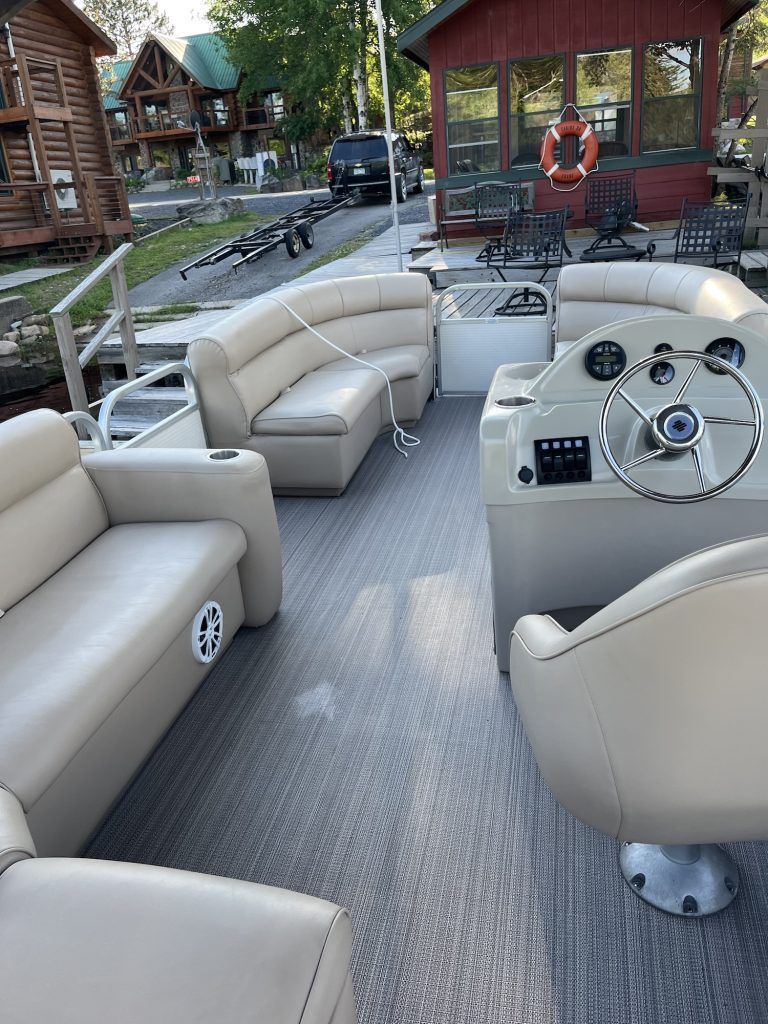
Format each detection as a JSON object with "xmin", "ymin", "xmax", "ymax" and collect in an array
[{"xmin": 86, "ymin": 396, "xmax": 768, "ymax": 1024}]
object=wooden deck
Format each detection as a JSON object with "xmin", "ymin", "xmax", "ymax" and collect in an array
[{"xmin": 408, "ymin": 229, "xmax": 684, "ymax": 288}]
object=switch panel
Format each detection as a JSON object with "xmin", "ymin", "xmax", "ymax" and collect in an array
[{"xmin": 534, "ymin": 436, "xmax": 591, "ymax": 485}]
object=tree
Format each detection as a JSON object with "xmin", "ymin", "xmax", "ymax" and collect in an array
[
  {"xmin": 208, "ymin": 0, "xmax": 430, "ymax": 142},
  {"xmin": 81, "ymin": 0, "xmax": 173, "ymax": 58}
]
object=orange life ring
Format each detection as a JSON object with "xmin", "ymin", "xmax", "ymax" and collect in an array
[{"xmin": 539, "ymin": 120, "xmax": 598, "ymax": 185}]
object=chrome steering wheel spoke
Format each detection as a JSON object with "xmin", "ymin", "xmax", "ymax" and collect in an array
[{"xmin": 599, "ymin": 350, "xmax": 764, "ymax": 504}]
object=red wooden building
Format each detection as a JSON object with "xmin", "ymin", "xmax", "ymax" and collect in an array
[{"xmin": 398, "ymin": 0, "xmax": 757, "ymax": 226}]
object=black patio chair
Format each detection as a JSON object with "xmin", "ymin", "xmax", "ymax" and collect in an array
[
  {"xmin": 581, "ymin": 171, "xmax": 643, "ymax": 261},
  {"xmin": 489, "ymin": 209, "xmax": 568, "ymax": 315},
  {"xmin": 474, "ymin": 183, "xmax": 523, "ymax": 263},
  {"xmin": 648, "ymin": 197, "xmax": 751, "ymax": 271}
]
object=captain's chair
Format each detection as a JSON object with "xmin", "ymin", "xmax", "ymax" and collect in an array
[{"xmin": 510, "ymin": 533, "xmax": 768, "ymax": 917}]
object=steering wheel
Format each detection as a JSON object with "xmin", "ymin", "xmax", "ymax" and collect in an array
[{"xmin": 598, "ymin": 350, "xmax": 764, "ymax": 504}]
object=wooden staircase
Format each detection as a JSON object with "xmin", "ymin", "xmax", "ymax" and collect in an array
[{"xmin": 44, "ymin": 235, "xmax": 101, "ymax": 264}]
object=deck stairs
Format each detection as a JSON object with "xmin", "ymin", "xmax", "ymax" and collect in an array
[{"xmin": 44, "ymin": 235, "xmax": 101, "ymax": 265}]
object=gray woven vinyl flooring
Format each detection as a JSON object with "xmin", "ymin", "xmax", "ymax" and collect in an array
[{"xmin": 87, "ymin": 396, "xmax": 768, "ymax": 1024}]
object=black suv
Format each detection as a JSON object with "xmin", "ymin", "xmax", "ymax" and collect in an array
[{"xmin": 327, "ymin": 131, "xmax": 424, "ymax": 202}]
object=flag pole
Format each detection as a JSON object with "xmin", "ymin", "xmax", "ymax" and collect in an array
[{"xmin": 373, "ymin": 0, "xmax": 403, "ymax": 272}]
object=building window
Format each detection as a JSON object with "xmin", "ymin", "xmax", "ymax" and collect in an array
[
  {"xmin": 445, "ymin": 64, "xmax": 499, "ymax": 174},
  {"xmin": 576, "ymin": 49, "xmax": 632, "ymax": 156},
  {"xmin": 642, "ymin": 39, "xmax": 702, "ymax": 152},
  {"xmin": 509, "ymin": 55, "xmax": 564, "ymax": 166}
]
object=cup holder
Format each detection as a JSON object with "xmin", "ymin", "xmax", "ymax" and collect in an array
[
  {"xmin": 208, "ymin": 449, "xmax": 240, "ymax": 460},
  {"xmin": 495, "ymin": 395, "xmax": 535, "ymax": 408}
]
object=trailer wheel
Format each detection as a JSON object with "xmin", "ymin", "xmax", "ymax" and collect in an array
[
  {"xmin": 297, "ymin": 222, "xmax": 315, "ymax": 249},
  {"xmin": 284, "ymin": 228, "xmax": 301, "ymax": 258}
]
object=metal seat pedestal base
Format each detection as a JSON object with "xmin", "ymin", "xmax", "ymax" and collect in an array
[{"xmin": 619, "ymin": 842, "xmax": 739, "ymax": 917}]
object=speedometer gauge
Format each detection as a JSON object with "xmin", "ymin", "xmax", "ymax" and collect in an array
[
  {"xmin": 585, "ymin": 341, "xmax": 626, "ymax": 381},
  {"xmin": 705, "ymin": 337, "xmax": 745, "ymax": 374}
]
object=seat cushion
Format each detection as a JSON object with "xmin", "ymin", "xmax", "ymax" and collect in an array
[
  {"xmin": 0, "ymin": 857, "xmax": 352, "ymax": 1024},
  {"xmin": 0, "ymin": 520, "xmax": 246, "ymax": 810},
  {"xmin": 252, "ymin": 367, "xmax": 383, "ymax": 436},
  {"xmin": 314, "ymin": 344, "xmax": 431, "ymax": 383}
]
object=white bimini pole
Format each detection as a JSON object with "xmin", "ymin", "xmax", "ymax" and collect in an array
[{"xmin": 374, "ymin": 0, "xmax": 403, "ymax": 272}]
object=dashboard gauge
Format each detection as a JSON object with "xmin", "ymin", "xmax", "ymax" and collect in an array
[
  {"xmin": 654, "ymin": 343, "xmax": 673, "ymax": 355},
  {"xmin": 585, "ymin": 340, "xmax": 627, "ymax": 381},
  {"xmin": 705, "ymin": 337, "xmax": 745, "ymax": 374},
  {"xmin": 650, "ymin": 361, "xmax": 674, "ymax": 385}
]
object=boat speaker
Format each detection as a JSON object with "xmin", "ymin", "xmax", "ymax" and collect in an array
[{"xmin": 192, "ymin": 600, "xmax": 224, "ymax": 664}]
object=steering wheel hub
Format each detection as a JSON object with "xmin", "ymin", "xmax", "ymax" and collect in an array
[{"xmin": 652, "ymin": 403, "xmax": 705, "ymax": 452}]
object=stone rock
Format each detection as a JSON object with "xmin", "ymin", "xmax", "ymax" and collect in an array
[
  {"xmin": 0, "ymin": 339, "xmax": 20, "ymax": 356},
  {"xmin": 176, "ymin": 197, "xmax": 245, "ymax": 225},
  {"xmin": 259, "ymin": 174, "xmax": 283, "ymax": 194},
  {"xmin": 21, "ymin": 313, "xmax": 49, "ymax": 326},
  {"xmin": 280, "ymin": 174, "xmax": 304, "ymax": 193},
  {"xmin": 0, "ymin": 294, "xmax": 33, "ymax": 337},
  {"xmin": 20, "ymin": 325, "xmax": 42, "ymax": 339},
  {"xmin": 73, "ymin": 323, "xmax": 96, "ymax": 338},
  {"xmin": 304, "ymin": 173, "xmax": 321, "ymax": 189},
  {"xmin": 2, "ymin": 330, "xmax": 20, "ymax": 344}
]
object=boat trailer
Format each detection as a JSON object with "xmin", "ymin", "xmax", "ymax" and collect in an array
[{"xmin": 178, "ymin": 192, "xmax": 358, "ymax": 279}]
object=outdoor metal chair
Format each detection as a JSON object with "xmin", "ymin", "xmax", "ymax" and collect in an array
[
  {"xmin": 648, "ymin": 197, "xmax": 751, "ymax": 271},
  {"xmin": 581, "ymin": 171, "xmax": 642, "ymax": 261},
  {"xmin": 475, "ymin": 183, "xmax": 523, "ymax": 262},
  {"xmin": 487, "ymin": 208, "xmax": 568, "ymax": 315}
]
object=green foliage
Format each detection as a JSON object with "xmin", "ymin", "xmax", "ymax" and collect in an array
[
  {"xmin": 208, "ymin": 0, "xmax": 431, "ymax": 137},
  {"xmin": 82, "ymin": 0, "xmax": 173, "ymax": 58}
]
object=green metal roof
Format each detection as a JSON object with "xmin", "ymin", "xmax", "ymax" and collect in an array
[
  {"xmin": 152, "ymin": 31, "xmax": 240, "ymax": 91},
  {"xmin": 101, "ymin": 58, "xmax": 132, "ymax": 110}
]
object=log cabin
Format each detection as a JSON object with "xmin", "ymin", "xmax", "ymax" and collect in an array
[
  {"xmin": 0, "ymin": 0, "xmax": 131, "ymax": 260},
  {"xmin": 104, "ymin": 32, "xmax": 287, "ymax": 179},
  {"xmin": 398, "ymin": 0, "xmax": 758, "ymax": 233}
]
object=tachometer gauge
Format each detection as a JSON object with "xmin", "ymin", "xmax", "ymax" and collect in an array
[
  {"xmin": 585, "ymin": 341, "xmax": 626, "ymax": 381},
  {"xmin": 650, "ymin": 361, "xmax": 674, "ymax": 385},
  {"xmin": 705, "ymin": 337, "xmax": 745, "ymax": 374}
]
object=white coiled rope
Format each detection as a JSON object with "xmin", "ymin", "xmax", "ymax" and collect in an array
[{"xmin": 267, "ymin": 296, "xmax": 421, "ymax": 458}]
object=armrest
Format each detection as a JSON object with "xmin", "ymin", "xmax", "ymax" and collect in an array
[
  {"xmin": 83, "ymin": 447, "xmax": 282, "ymax": 627},
  {"xmin": 0, "ymin": 787, "xmax": 35, "ymax": 875}
]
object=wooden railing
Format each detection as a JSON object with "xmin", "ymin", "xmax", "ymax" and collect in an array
[
  {"xmin": 110, "ymin": 121, "xmax": 133, "ymax": 142},
  {"xmin": 242, "ymin": 104, "xmax": 284, "ymax": 128},
  {"xmin": 0, "ymin": 54, "xmax": 69, "ymax": 116},
  {"xmin": 0, "ymin": 181, "xmax": 58, "ymax": 232},
  {"xmin": 136, "ymin": 108, "xmax": 233, "ymax": 134},
  {"xmin": 83, "ymin": 173, "xmax": 131, "ymax": 231},
  {"xmin": 49, "ymin": 242, "xmax": 138, "ymax": 416}
]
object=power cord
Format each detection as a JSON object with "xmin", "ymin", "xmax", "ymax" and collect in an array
[{"xmin": 267, "ymin": 295, "xmax": 421, "ymax": 458}]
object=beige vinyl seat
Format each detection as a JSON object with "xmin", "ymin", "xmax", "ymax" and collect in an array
[
  {"xmin": 0, "ymin": 790, "xmax": 355, "ymax": 1024},
  {"xmin": 0, "ymin": 409, "xmax": 282, "ymax": 856},
  {"xmin": 188, "ymin": 273, "xmax": 434, "ymax": 495},
  {"xmin": 509, "ymin": 534, "xmax": 768, "ymax": 917},
  {"xmin": 555, "ymin": 262, "xmax": 768, "ymax": 351}
]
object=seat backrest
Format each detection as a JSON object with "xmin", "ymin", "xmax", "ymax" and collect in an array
[
  {"xmin": 584, "ymin": 172, "xmax": 636, "ymax": 225},
  {"xmin": 187, "ymin": 273, "xmax": 433, "ymax": 447},
  {"xmin": 555, "ymin": 262, "xmax": 768, "ymax": 343},
  {"xmin": 0, "ymin": 410, "xmax": 108, "ymax": 613}
]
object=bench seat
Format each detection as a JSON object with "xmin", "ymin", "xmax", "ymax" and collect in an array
[
  {"xmin": 253, "ymin": 367, "xmax": 383, "ymax": 436},
  {"xmin": 0, "ymin": 855, "xmax": 355, "ymax": 1024},
  {"xmin": 0, "ymin": 521, "xmax": 245, "ymax": 817},
  {"xmin": 314, "ymin": 343, "xmax": 431, "ymax": 382}
]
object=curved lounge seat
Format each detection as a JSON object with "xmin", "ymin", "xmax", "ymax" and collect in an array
[
  {"xmin": 555, "ymin": 262, "xmax": 768, "ymax": 351},
  {"xmin": 187, "ymin": 273, "xmax": 435, "ymax": 495}
]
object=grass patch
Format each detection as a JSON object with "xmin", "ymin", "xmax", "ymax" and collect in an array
[
  {"xmin": 302, "ymin": 224, "xmax": 380, "ymax": 274},
  {"xmin": 9, "ymin": 213, "xmax": 268, "ymax": 327},
  {"xmin": 424, "ymin": 167, "xmax": 435, "ymax": 180}
]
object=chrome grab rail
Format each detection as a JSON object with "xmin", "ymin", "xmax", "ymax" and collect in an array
[
  {"xmin": 98, "ymin": 361, "xmax": 202, "ymax": 450},
  {"xmin": 63, "ymin": 410, "xmax": 108, "ymax": 451}
]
